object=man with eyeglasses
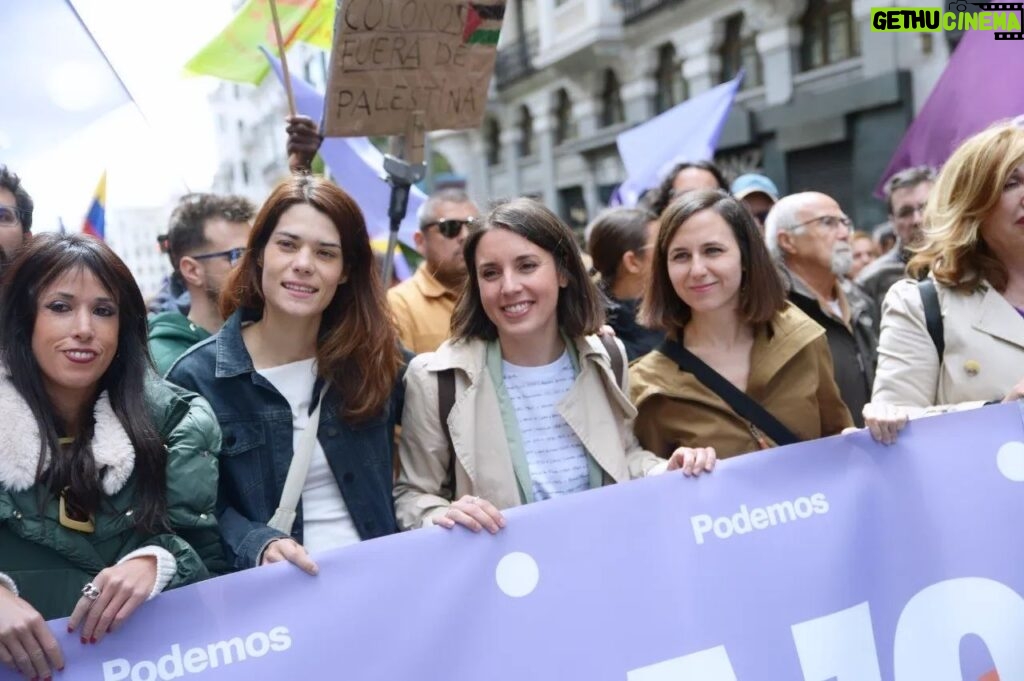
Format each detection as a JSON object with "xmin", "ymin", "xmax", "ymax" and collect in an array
[
  {"xmin": 856, "ymin": 166, "xmax": 936, "ymax": 332},
  {"xmin": 766, "ymin": 193, "xmax": 878, "ymax": 426},
  {"xmin": 148, "ymin": 193, "xmax": 255, "ymax": 374},
  {"xmin": 0, "ymin": 165, "xmax": 34, "ymax": 263},
  {"xmin": 387, "ymin": 187, "xmax": 480, "ymax": 353}
]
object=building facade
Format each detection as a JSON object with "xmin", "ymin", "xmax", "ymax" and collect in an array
[
  {"xmin": 432, "ymin": 0, "xmax": 955, "ymax": 234},
  {"xmin": 208, "ymin": 44, "xmax": 330, "ymax": 204},
  {"xmin": 105, "ymin": 206, "xmax": 172, "ymax": 300}
]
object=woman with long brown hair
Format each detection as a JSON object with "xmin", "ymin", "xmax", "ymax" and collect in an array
[{"xmin": 167, "ymin": 176, "xmax": 404, "ymax": 574}]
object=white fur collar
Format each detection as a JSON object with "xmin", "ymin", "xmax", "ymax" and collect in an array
[{"xmin": 0, "ymin": 370, "xmax": 135, "ymax": 494}]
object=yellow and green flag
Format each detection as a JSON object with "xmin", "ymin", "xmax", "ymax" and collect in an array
[{"xmin": 184, "ymin": 0, "xmax": 335, "ymax": 84}]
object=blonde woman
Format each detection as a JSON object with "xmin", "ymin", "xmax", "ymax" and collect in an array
[{"xmin": 866, "ymin": 120, "xmax": 1024, "ymax": 442}]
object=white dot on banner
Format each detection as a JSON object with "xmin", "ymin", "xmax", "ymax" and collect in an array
[
  {"xmin": 495, "ymin": 552, "xmax": 540, "ymax": 598},
  {"xmin": 996, "ymin": 441, "xmax": 1024, "ymax": 482}
]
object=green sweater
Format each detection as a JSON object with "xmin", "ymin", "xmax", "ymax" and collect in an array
[{"xmin": 148, "ymin": 311, "xmax": 211, "ymax": 376}]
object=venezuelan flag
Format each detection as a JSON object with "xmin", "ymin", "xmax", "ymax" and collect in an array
[{"xmin": 82, "ymin": 172, "xmax": 106, "ymax": 240}]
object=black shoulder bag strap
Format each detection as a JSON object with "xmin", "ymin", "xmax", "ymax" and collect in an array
[
  {"xmin": 598, "ymin": 335, "xmax": 625, "ymax": 389},
  {"xmin": 656, "ymin": 338, "xmax": 800, "ymax": 447},
  {"xmin": 917, "ymin": 279, "xmax": 945, "ymax": 360},
  {"xmin": 437, "ymin": 369, "xmax": 458, "ymax": 501}
]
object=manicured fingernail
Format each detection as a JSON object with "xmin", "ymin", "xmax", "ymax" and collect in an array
[
  {"xmin": 81, "ymin": 637, "xmax": 88, "ymax": 644},
  {"xmin": 90, "ymin": 637, "xmax": 97, "ymax": 644},
  {"xmin": 67, "ymin": 625, "xmax": 73, "ymax": 633}
]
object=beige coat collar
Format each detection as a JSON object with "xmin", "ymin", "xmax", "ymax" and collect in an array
[{"xmin": 972, "ymin": 282, "xmax": 1024, "ymax": 350}]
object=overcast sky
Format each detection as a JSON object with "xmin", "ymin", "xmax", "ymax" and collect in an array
[{"xmin": 18, "ymin": 0, "xmax": 234, "ymax": 232}]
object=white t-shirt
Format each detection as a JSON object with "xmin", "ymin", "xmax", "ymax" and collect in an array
[
  {"xmin": 502, "ymin": 351, "xmax": 589, "ymax": 501},
  {"xmin": 257, "ymin": 359, "xmax": 360, "ymax": 554}
]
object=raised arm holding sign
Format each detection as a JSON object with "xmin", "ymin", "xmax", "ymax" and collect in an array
[{"xmin": 322, "ymin": 0, "xmax": 504, "ymax": 282}]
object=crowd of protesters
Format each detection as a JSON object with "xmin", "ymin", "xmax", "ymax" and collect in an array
[{"xmin": 0, "ymin": 116, "xmax": 1022, "ymax": 679}]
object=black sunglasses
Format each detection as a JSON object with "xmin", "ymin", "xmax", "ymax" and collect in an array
[
  {"xmin": 193, "ymin": 247, "xmax": 246, "ymax": 265},
  {"xmin": 423, "ymin": 217, "xmax": 477, "ymax": 239}
]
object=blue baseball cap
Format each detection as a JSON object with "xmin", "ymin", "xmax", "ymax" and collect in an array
[{"xmin": 731, "ymin": 174, "xmax": 779, "ymax": 202}]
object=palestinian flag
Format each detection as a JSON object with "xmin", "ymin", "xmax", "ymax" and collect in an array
[{"xmin": 462, "ymin": 2, "xmax": 504, "ymax": 45}]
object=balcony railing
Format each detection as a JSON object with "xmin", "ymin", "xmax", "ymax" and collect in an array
[
  {"xmin": 621, "ymin": 0, "xmax": 682, "ymax": 23},
  {"xmin": 494, "ymin": 31, "xmax": 539, "ymax": 89}
]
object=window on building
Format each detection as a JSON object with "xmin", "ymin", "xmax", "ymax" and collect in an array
[
  {"xmin": 800, "ymin": 0, "xmax": 859, "ymax": 71},
  {"xmin": 599, "ymin": 69, "xmax": 625, "ymax": 128},
  {"xmin": 517, "ymin": 105, "xmax": 533, "ymax": 157},
  {"xmin": 554, "ymin": 89, "xmax": 576, "ymax": 145},
  {"xmin": 720, "ymin": 14, "xmax": 763, "ymax": 88},
  {"xmin": 485, "ymin": 117, "xmax": 502, "ymax": 166},
  {"xmin": 654, "ymin": 44, "xmax": 686, "ymax": 114}
]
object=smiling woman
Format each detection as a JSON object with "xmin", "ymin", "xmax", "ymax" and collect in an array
[
  {"xmin": 629, "ymin": 190, "xmax": 855, "ymax": 461},
  {"xmin": 166, "ymin": 175, "xmax": 406, "ymax": 576},
  {"xmin": 0, "ymin": 234, "xmax": 224, "ymax": 680},
  {"xmin": 394, "ymin": 197, "xmax": 715, "ymax": 535}
]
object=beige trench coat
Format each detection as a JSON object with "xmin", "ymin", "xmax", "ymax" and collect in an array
[
  {"xmin": 873, "ymin": 277, "xmax": 1024, "ymax": 413},
  {"xmin": 393, "ymin": 335, "xmax": 664, "ymax": 530}
]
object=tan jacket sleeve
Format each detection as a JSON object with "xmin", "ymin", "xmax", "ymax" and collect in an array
[
  {"xmin": 393, "ymin": 355, "xmax": 454, "ymax": 530},
  {"xmin": 812, "ymin": 335, "xmax": 855, "ymax": 436},
  {"xmin": 386, "ymin": 288, "xmax": 416, "ymax": 353}
]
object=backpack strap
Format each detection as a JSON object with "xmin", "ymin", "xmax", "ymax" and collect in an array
[
  {"xmin": 917, "ymin": 279, "xmax": 945, "ymax": 360},
  {"xmin": 657, "ymin": 338, "xmax": 800, "ymax": 447},
  {"xmin": 598, "ymin": 334, "xmax": 625, "ymax": 389},
  {"xmin": 437, "ymin": 369, "xmax": 457, "ymax": 501}
]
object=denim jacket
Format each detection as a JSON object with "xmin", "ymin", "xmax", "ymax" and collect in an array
[{"xmin": 166, "ymin": 309, "xmax": 404, "ymax": 571}]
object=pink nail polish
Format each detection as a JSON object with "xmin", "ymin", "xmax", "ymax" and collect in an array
[
  {"xmin": 80, "ymin": 637, "xmax": 88, "ymax": 645},
  {"xmin": 89, "ymin": 637, "xmax": 97, "ymax": 644},
  {"xmin": 66, "ymin": 625, "xmax": 73, "ymax": 633}
]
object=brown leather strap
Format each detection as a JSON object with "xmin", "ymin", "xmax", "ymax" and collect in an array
[{"xmin": 598, "ymin": 335, "xmax": 625, "ymax": 389}]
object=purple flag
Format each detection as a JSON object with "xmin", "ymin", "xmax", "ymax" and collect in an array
[
  {"xmin": 876, "ymin": 30, "xmax": 1024, "ymax": 197},
  {"xmin": 612, "ymin": 74, "xmax": 742, "ymax": 207},
  {"xmin": 21, "ymin": 405, "xmax": 1024, "ymax": 680}
]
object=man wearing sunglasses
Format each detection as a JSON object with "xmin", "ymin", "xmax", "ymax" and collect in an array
[
  {"xmin": 387, "ymin": 188, "xmax": 480, "ymax": 353},
  {"xmin": 0, "ymin": 165, "xmax": 34, "ymax": 263},
  {"xmin": 148, "ymin": 193, "xmax": 255, "ymax": 374},
  {"xmin": 766, "ymin": 192, "xmax": 878, "ymax": 427}
]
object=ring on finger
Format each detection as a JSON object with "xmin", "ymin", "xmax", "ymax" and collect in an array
[{"xmin": 81, "ymin": 582, "xmax": 102, "ymax": 601}]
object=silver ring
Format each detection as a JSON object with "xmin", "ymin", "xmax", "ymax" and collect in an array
[{"xmin": 81, "ymin": 582, "xmax": 101, "ymax": 601}]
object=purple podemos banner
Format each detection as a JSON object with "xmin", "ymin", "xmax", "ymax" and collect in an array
[{"xmin": 16, "ymin": 405, "xmax": 1024, "ymax": 680}]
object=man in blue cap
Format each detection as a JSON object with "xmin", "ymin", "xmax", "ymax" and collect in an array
[{"xmin": 730, "ymin": 173, "xmax": 779, "ymax": 232}]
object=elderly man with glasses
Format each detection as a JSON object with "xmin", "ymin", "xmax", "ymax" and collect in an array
[
  {"xmin": 0, "ymin": 165, "xmax": 34, "ymax": 264},
  {"xmin": 765, "ymin": 192, "xmax": 878, "ymax": 426},
  {"xmin": 387, "ymin": 187, "xmax": 480, "ymax": 354},
  {"xmin": 148, "ymin": 193, "xmax": 255, "ymax": 374}
]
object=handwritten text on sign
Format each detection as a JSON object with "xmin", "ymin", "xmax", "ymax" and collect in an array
[
  {"xmin": 323, "ymin": 0, "xmax": 505, "ymax": 136},
  {"xmin": 15, "ymin": 405, "xmax": 1024, "ymax": 680}
]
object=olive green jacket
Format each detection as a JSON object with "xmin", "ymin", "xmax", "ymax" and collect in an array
[{"xmin": 0, "ymin": 374, "xmax": 225, "ymax": 620}]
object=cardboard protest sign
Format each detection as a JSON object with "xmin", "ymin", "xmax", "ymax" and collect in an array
[{"xmin": 323, "ymin": 0, "xmax": 504, "ymax": 136}]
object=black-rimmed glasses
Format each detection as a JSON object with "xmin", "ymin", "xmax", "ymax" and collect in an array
[
  {"xmin": 193, "ymin": 247, "xmax": 246, "ymax": 265},
  {"xmin": 423, "ymin": 217, "xmax": 477, "ymax": 239}
]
